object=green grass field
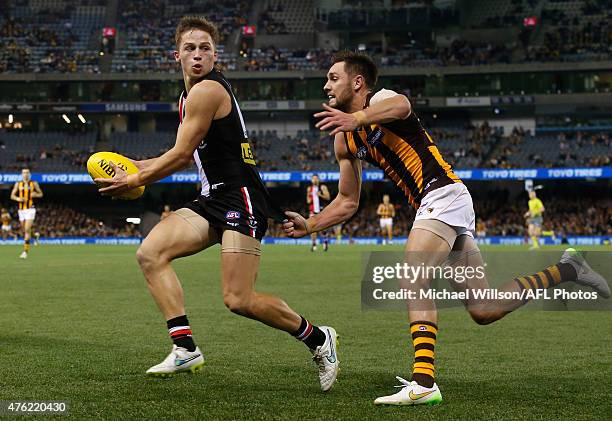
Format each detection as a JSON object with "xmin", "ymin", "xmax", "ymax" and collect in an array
[{"xmin": 1, "ymin": 244, "xmax": 611, "ymax": 420}]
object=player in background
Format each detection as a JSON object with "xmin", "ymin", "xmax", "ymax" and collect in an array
[
  {"xmin": 475, "ymin": 220, "xmax": 487, "ymax": 241},
  {"xmin": 524, "ymin": 190, "xmax": 545, "ymax": 249},
  {"xmin": 161, "ymin": 205, "xmax": 172, "ymax": 220},
  {"xmin": 10, "ymin": 168, "xmax": 43, "ymax": 259},
  {"xmin": 376, "ymin": 194, "xmax": 395, "ymax": 244},
  {"xmin": 283, "ymin": 51, "xmax": 610, "ymax": 406},
  {"xmin": 1, "ymin": 207, "xmax": 13, "ymax": 240},
  {"xmin": 95, "ymin": 16, "xmax": 338, "ymax": 392},
  {"xmin": 306, "ymin": 174, "xmax": 331, "ymax": 251}
]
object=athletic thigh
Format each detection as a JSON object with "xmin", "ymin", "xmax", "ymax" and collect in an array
[
  {"xmin": 447, "ymin": 234, "xmax": 490, "ymax": 292},
  {"xmin": 23, "ymin": 219, "xmax": 34, "ymax": 232},
  {"xmin": 220, "ymin": 230, "xmax": 260, "ymax": 298},
  {"xmin": 404, "ymin": 226, "xmax": 452, "ymax": 276},
  {"xmin": 139, "ymin": 208, "xmax": 220, "ymax": 260}
]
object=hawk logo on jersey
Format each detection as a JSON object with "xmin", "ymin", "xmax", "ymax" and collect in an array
[
  {"xmin": 241, "ymin": 143, "xmax": 256, "ymax": 165},
  {"xmin": 226, "ymin": 211, "xmax": 240, "ymax": 220},
  {"xmin": 356, "ymin": 146, "xmax": 368, "ymax": 159}
]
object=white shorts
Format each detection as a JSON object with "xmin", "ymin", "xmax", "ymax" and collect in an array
[
  {"xmin": 414, "ymin": 183, "xmax": 475, "ymax": 237},
  {"xmin": 379, "ymin": 218, "xmax": 393, "ymax": 228},
  {"xmin": 18, "ymin": 208, "xmax": 36, "ymax": 222},
  {"xmin": 1, "ymin": 225, "xmax": 11, "ymax": 232}
]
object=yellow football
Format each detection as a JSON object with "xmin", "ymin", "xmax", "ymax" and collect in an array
[{"xmin": 86, "ymin": 151, "xmax": 145, "ymax": 200}]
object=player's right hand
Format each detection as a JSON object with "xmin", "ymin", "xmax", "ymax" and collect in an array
[{"xmin": 283, "ymin": 211, "xmax": 309, "ymax": 238}]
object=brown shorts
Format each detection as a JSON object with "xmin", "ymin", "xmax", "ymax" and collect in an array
[{"xmin": 174, "ymin": 208, "xmax": 261, "ymax": 256}]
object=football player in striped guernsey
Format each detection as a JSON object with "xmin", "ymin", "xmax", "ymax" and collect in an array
[
  {"xmin": 96, "ymin": 16, "xmax": 338, "ymax": 391},
  {"xmin": 284, "ymin": 51, "xmax": 610, "ymax": 406},
  {"xmin": 376, "ymin": 194, "xmax": 395, "ymax": 245},
  {"xmin": 10, "ymin": 168, "xmax": 43, "ymax": 258},
  {"xmin": 306, "ymin": 174, "xmax": 331, "ymax": 251}
]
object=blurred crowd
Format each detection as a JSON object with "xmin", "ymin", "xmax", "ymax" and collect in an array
[
  {"xmin": 2, "ymin": 0, "xmax": 610, "ymax": 73},
  {"xmin": 0, "ymin": 17, "xmax": 100, "ymax": 73},
  {"xmin": 0, "ymin": 202, "xmax": 139, "ymax": 238},
  {"xmin": 267, "ymin": 196, "xmax": 612, "ymax": 239},
  {"xmin": 525, "ymin": 17, "xmax": 611, "ymax": 62},
  {"xmin": 0, "ymin": 124, "xmax": 609, "ymax": 172},
  {"xmin": 250, "ymin": 124, "xmax": 610, "ymax": 171},
  {"xmin": 258, "ymin": 4, "xmax": 288, "ymax": 35},
  {"xmin": 1, "ymin": 196, "xmax": 608, "ymax": 240},
  {"xmin": 485, "ymin": 128, "xmax": 611, "ymax": 168},
  {"xmin": 251, "ymin": 129, "xmax": 335, "ymax": 172},
  {"xmin": 476, "ymin": 197, "xmax": 612, "ymax": 237},
  {"xmin": 0, "ymin": 134, "xmax": 96, "ymax": 172}
]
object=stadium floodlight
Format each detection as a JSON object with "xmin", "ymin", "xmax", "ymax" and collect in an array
[
  {"xmin": 8, "ymin": 114, "xmax": 13, "ymax": 123},
  {"xmin": 78, "ymin": 114, "xmax": 86, "ymax": 124},
  {"xmin": 62, "ymin": 114, "xmax": 71, "ymax": 123},
  {"xmin": 126, "ymin": 217, "xmax": 141, "ymax": 224}
]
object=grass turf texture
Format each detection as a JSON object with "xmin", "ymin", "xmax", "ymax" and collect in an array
[{"xmin": 1, "ymin": 244, "xmax": 611, "ymax": 420}]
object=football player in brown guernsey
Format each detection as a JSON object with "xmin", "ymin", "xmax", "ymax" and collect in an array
[
  {"xmin": 283, "ymin": 51, "xmax": 610, "ymax": 406},
  {"xmin": 95, "ymin": 16, "xmax": 339, "ymax": 391},
  {"xmin": 10, "ymin": 168, "xmax": 43, "ymax": 259}
]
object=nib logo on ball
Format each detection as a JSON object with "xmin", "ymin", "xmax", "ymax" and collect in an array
[{"xmin": 86, "ymin": 151, "xmax": 145, "ymax": 200}]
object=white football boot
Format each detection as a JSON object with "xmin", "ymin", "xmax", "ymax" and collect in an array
[
  {"xmin": 311, "ymin": 326, "xmax": 339, "ymax": 392},
  {"xmin": 374, "ymin": 376, "xmax": 442, "ymax": 406},
  {"xmin": 146, "ymin": 345, "xmax": 204, "ymax": 377},
  {"xmin": 561, "ymin": 248, "xmax": 611, "ymax": 298},
  {"xmin": 19, "ymin": 251, "xmax": 27, "ymax": 259}
]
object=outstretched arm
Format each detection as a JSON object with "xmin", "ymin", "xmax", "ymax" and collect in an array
[
  {"xmin": 284, "ymin": 134, "xmax": 361, "ymax": 237},
  {"xmin": 314, "ymin": 90, "xmax": 411, "ymax": 135}
]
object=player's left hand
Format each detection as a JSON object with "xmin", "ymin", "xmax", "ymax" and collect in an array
[
  {"xmin": 95, "ymin": 161, "xmax": 130, "ymax": 197},
  {"xmin": 314, "ymin": 103, "xmax": 359, "ymax": 136}
]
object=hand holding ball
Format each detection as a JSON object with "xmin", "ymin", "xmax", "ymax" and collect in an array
[{"xmin": 86, "ymin": 152, "xmax": 145, "ymax": 200}]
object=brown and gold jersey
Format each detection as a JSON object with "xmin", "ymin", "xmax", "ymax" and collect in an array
[
  {"xmin": 378, "ymin": 203, "xmax": 394, "ymax": 218},
  {"xmin": 17, "ymin": 181, "xmax": 35, "ymax": 210},
  {"xmin": 344, "ymin": 103, "xmax": 461, "ymax": 209},
  {"xmin": 1, "ymin": 211, "xmax": 10, "ymax": 225}
]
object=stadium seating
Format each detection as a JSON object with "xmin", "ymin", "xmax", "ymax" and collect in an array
[
  {"xmin": 260, "ymin": 0, "xmax": 314, "ymax": 34},
  {"xmin": 1, "ymin": 124, "xmax": 608, "ymax": 172},
  {"xmin": 0, "ymin": 0, "xmax": 104, "ymax": 73},
  {"xmin": 111, "ymin": 0, "xmax": 246, "ymax": 72},
  {"xmin": 2, "ymin": 0, "xmax": 610, "ymax": 73},
  {"xmin": 486, "ymin": 128, "xmax": 611, "ymax": 168},
  {"xmin": 109, "ymin": 132, "xmax": 174, "ymax": 160},
  {"xmin": 0, "ymin": 131, "xmax": 96, "ymax": 171}
]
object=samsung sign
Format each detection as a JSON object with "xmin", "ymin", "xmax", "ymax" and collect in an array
[{"xmin": 446, "ymin": 97, "xmax": 492, "ymax": 107}]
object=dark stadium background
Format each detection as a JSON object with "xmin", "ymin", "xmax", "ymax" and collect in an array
[
  {"xmin": 1, "ymin": 1, "xmax": 611, "ymax": 420},
  {"xmin": 0, "ymin": 0, "xmax": 610, "ymax": 243}
]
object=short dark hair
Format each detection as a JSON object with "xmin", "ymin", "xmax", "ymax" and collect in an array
[
  {"xmin": 175, "ymin": 16, "xmax": 220, "ymax": 49},
  {"xmin": 332, "ymin": 51, "xmax": 378, "ymax": 88}
]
